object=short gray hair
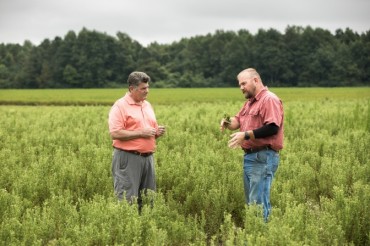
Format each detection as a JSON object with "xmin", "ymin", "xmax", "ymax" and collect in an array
[
  {"xmin": 127, "ymin": 71, "xmax": 151, "ymax": 87},
  {"xmin": 237, "ymin": 68, "xmax": 261, "ymax": 80}
]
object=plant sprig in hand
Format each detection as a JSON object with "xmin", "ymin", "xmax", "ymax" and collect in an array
[{"xmin": 223, "ymin": 113, "xmax": 231, "ymax": 124}]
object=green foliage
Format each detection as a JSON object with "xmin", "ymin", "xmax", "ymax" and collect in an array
[
  {"xmin": 0, "ymin": 88, "xmax": 369, "ymax": 244},
  {"xmin": 1, "ymin": 26, "xmax": 369, "ymax": 88}
]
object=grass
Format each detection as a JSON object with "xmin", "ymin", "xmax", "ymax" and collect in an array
[{"xmin": 0, "ymin": 87, "xmax": 369, "ymax": 105}]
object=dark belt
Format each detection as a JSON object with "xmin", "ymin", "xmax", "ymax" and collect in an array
[
  {"xmin": 114, "ymin": 147, "xmax": 153, "ymax": 157},
  {"xmin": 243, "ymin": 146, "xmax": 276, "ymax": 154}
]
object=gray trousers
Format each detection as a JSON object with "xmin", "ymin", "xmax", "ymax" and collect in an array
[{"xmin": 111, "ymin": 148, "xmax": 156, "ymax": 203}]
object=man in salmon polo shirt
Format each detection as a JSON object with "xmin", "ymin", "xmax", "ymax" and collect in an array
[
  {"xmin": 220, "ymin": 68, "xmax": 284, "ymax": 222},
  {"xmin": 108, "ymin": 71, "xmax": 165, "ymax": 210}
]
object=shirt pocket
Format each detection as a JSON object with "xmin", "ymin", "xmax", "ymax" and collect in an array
[{"xmin": 246, "ymin": 109, "xmax": 261, "ymax": 129}]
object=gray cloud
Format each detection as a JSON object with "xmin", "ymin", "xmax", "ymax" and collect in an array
[{"xmin": 0, "ymin": 0, "xmax": 369, "ymax": 46}]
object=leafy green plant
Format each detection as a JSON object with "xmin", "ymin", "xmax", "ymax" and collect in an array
[{"xmin": 0, "ymin": 88, "xmax": 369, "ymax": 245}]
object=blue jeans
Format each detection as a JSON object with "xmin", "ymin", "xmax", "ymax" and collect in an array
[{"xmin": 243, "ymin": 149, "xmax": 279, "ymax": 221}]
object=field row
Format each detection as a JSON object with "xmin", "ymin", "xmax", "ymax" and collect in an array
[{"xmin": 1, "ymin": 87, "xmax": 369, "ymax": 105}]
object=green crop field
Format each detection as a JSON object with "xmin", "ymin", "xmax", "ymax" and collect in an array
[
  {"xmin": 0, "ymin": 87, "xmax": 369, "ymax": 245},
  {"xmin": 1, "ymin": 87, "xmax": 369, "ymax": 105}
]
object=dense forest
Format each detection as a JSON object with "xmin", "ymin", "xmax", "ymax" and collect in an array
[{"xmin": 0, "ymin": 26, "xmax": 369, "ymax": 88}]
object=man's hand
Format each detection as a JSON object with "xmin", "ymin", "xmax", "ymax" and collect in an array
[
  {"xmin": 141, "ymin": 127, "xmax": 157, "ymax": 138},
  {"xmin": 228, "ymin": 132, "xmax": 245, "ymax": 148},
  {"xmin": 220, "ymin": 115, "xmax": 231, "ymax": 132},
  {"xmin": 156, "ymin": 125, "xmax": 166, "ymax": 137}
]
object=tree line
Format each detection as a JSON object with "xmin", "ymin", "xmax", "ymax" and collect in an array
[{"xmin": 0, "ymin": 26, "xmax": 369, "ymax": 88}]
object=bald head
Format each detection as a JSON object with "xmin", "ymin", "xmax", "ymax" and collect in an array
[
  {"xmin": 237, "ymin": 68, "xmax": 264, "ymax": 99},
  {"xmin": 237, "ymin": 68, "xmax": 261, "ymax": 81}
]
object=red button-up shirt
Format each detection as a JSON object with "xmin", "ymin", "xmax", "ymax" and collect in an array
[{"xmin": 235, "ymin": 87, "xmax": 284, "ymax": 151}]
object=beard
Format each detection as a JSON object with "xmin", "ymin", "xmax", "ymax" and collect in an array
[
  {"xmin": 243, "ymin": 85, "xmax": 256, "ymax": 99},
  {"xmin": 244, "ymin": 91, "xmax": 252, "ymax": 99}
]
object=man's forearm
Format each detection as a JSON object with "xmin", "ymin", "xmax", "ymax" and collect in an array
[
  {"xmin": 110, "ymin": 129, "xmax": 143, "ymax": 141},
  {"xmin": 226, "ymin": 117, "xmax": 240, "ymax": 130},
  {"xmin": 245, "ymin": 123, "xmax": 279, "ymax": 140}
]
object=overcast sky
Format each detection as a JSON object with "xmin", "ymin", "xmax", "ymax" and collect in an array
[{"xmin": 1, "ymin": 0, "xmax": 369, "ymax": 46}]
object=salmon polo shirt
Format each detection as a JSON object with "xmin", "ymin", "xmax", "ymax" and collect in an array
[
  {"xmin": 235, "ymin": 87, "xmax": 284, "ymax": 151},
  {"xmin": 108, "ymin": 93, "xmax": 158, "ymax": 153}
]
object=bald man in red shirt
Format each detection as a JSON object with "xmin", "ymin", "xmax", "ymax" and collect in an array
[{"xmin": 221, "ymin": 68, "xmax": 284, "ymax": 221}]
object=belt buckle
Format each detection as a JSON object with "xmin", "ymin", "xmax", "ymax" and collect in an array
[
  {"xmin": 243, "ymin": 148, "xmax": 253, "ymax": 154},
  {"xmin": 139, "ymin": 152, "xmax": 152, "ymax": 157}
]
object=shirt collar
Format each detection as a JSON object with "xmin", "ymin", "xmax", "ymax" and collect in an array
[
  {"xmin": 252, "ymin": 86, "xmax": 268, "ymax": 102},
  {"xmin": 124, "ymin": 92, "xmax": 145, "ymax": 106}
]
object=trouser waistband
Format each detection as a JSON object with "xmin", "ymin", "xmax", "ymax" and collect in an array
[
  {"xmin": 243, "ymin": 146, "xmax": 276, "ymax": 154},
  {"xmin": 114, "ymin": 147, "xmax": 153, "ymax": 157}
]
